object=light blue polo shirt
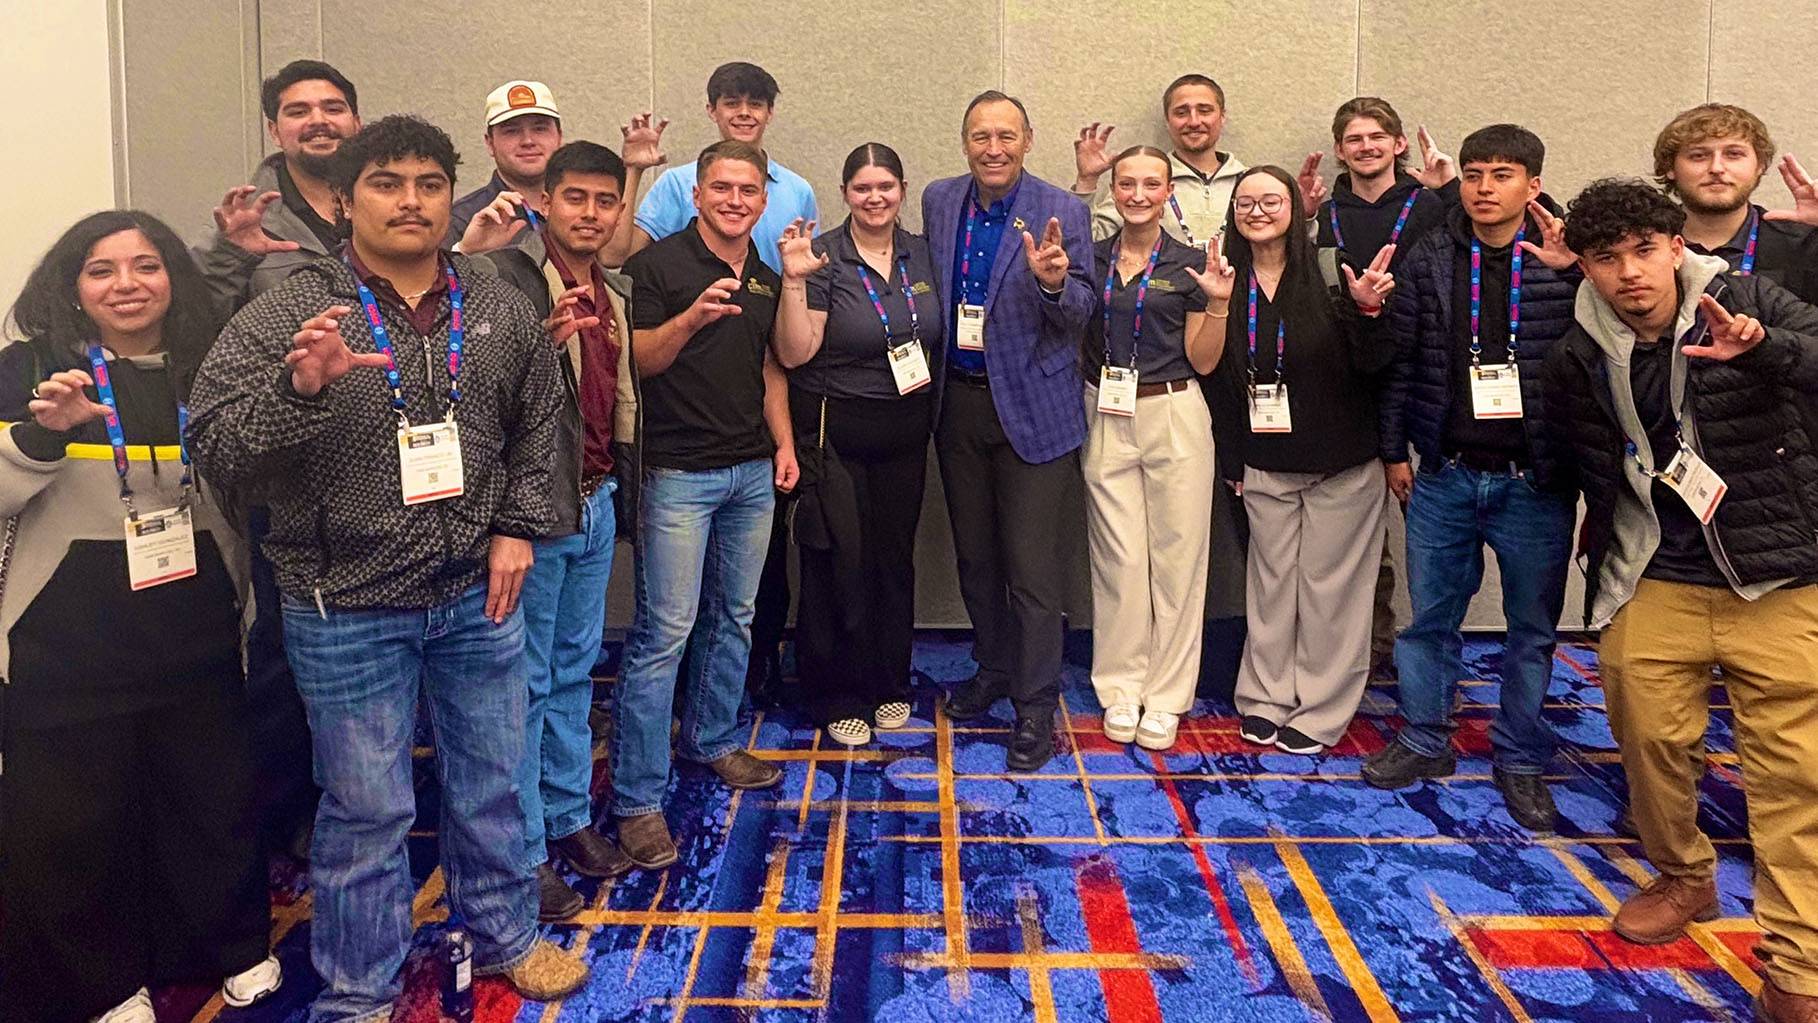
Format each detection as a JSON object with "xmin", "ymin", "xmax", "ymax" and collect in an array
[{"xmin": 635, "ymin": 157, "xmax": 818, "ymax": 275}]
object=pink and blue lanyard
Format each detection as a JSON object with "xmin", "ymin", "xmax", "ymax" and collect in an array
[
  {"xmin": 350, "ymin": 259, "xmax": 465, "ymax": 422},
  {"xmin": 856, "ymin": 256, "xmax": 922, "ymax": 349},
  {"xmin": 1470, "ymin": 227, "xmax": 1524, "ymax": 366},
  {"xmin": 1102, "ymin": 234, "xmax": 1164, "ymax": 370},
  {"xmin": 1330, "ymin": 189, "xmax": 1420, "ymax": 254},
  {"xmin": 1737, "ymin": 210, "xmax": 1760, "ymax": 276},
  {"xmin": 86, "ymin": 345, "xmax": 189, "ymax": 518},
  {"xmin": 1246, "ymin": 271, "xmax": 1285, "ymax": 385},
  {"xmin": 1166, "ymin": 195, "xmax": 1199, "ymax": 248}
]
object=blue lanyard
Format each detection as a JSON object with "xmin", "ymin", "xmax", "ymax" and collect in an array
[
  {"xmin": 1469, "ymin": 227, "xmax": 1524, "ymax": 365},
  {"xmin": 959, "ymin": 186, "xmax": 989, "ymax": 304},
  {"xmin": 349, "ymin": 259, "xmax": 465, "ymax": 421},
  {"xmin": 1330, "ymin": 189, "xmax": 1420, "ymax": 253},
  {"xmin": 1102, "ymin": 234, "xmax": 1164, "ymax": 369},
  {"xmin": 1246, "ymin": 272, "xmax": 1285, "ymax": 384},
  {"xmin": 85, "ymin": 345, "xmax": 191, "ymax": 516},
  {"xmin": 1739, "ymin": 210, "xmax": 1759, "ymax": 276},
  {"xmin": 856, "ymin": 256, "xmax": 921, "ymax": 349}
]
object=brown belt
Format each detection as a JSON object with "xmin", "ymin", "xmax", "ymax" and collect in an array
[{"xmin": 1134, "ymin": 378, "xmax": 1192, "ymax": 398}]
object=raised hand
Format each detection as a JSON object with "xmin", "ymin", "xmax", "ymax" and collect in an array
[
  {"xmin": 687, "ymin": 278, "xmax": 744, "ymax": 330},
  {"xmin": 1184, "ymin": 233, "xmax": 1237, "ymax": 307},
  {"xmin": 1518, "ymin": 200, "xmax": 1577, "ymax": 270},
  {"xmin": 777, "ymin": 218, "xmax": 830, "ymax": 281},
  {"xmin": 1764, "ymin": 154, "xmax": 1818, "ymax": 227},
  {"xmin": 213, "ymin": 185, "xmax": 302, "ymax": 256},
  {"xmin": 1342, "ymin": 243, "xmax": 1397, "ymax": 310},
  {"xmin": 1686, "ymin": 293, "xmax": 1766, "ymax": 361},
  {"xmin": 1297, "ymin": 153, "xmax": 1327, "ymax": 217},
  {"xmin": 620, "ymin": 111, "xmax": 671, "ymax": 172},
  {"xmin": 458, "ymin": 190, "xmax": 529, "ymax": 255},
  {"xmin": 1022, "ymin": 217, "xmax": 1070, "ymax": 291},
  {"xmin": 27, "ymin": 369, "xmax": 113, "ymax": 432},
  {"xmin": 1411, "ymin": 126, "xmax": 1457, "ymax": 189},
  {"xmin": 286, "ymin": 305, "xmax": 391, "ymax": 397},
  {"xmin": 544, "ymin": 285, "xmax": 601, "ymax": 346},
  {"xmin": 1072, "ymin": 123, "xmax": 1116, "ymax": 190}
]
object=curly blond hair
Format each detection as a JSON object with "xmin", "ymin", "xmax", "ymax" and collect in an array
[{"xmin": 1653, "ymin": 104, "xmax": 1775, "ymax": 188}]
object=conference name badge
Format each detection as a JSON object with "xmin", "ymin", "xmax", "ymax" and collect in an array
[
  {"xmin": 888, "ymin": 341, "xmax": 932, "ymax": 394},
  {"xmin": 1248, "ymin": 383, "xmax": 1292, "ymax": 433},
  {"xmin": 125, "ymin": 505, "xmax": 197, "ymax": 591},
  {"xmin": 1096, "ymin": 366, "xmax": 1137, "ymax": 417},
  {"xmin": 399, "ymin": 421, "xmax": 465, "ymax": 505},
  {"xmin": 956, "ymin": 303, "xmax": 986, "ymax": 351},
  {"xmin": 1470, "ymin": 363, "xmax": 1524, "ymax": 419},
  {"xmin": 1660, "ymin": 447, "xmax": 1727, "ymax": 525}
]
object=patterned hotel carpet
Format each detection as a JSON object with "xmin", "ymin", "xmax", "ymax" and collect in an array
[{"xmin": 162, "ymin": 633, "xmax": 1766, "ymax": 1023}]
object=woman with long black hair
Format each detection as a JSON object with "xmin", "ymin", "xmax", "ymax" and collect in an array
[
  {"xmin": 1211, "ymin": 167, "xmax": 1399, "ymax": 757},
  {"xmin": 0, "ymin": 211, "xmax": 277, "ymax": 1022}
]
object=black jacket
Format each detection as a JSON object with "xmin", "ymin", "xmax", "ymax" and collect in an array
[
  {"xmin": 1542, "ymin": 273, "xmax": 1818, "ymax": 618},
  {"xmin": 1381, "ymin": 200, "xmax": 1578, "ymax": 488}
]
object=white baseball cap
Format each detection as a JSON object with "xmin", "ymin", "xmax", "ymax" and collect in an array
[{"xmin": 484, "ymin": 80, "xmax": 560, "ymax": 127}]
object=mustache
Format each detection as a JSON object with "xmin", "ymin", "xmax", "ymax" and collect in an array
[
  {"xmin": 387, "ymin": 215, "xmax": 431, "ymax": 227},
  {"xmin": 300, "ymin": 126, "xmax": 342, "ymax": 142}
]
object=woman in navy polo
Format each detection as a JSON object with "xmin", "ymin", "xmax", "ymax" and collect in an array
[{"xmin": 774, "ymin": 143, "xmax": 944, "ymax": 746}]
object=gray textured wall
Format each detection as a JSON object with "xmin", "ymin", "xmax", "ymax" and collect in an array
[{"xmin": 113, "ymin": 0, "xmax": 1813, "ymax": 629}]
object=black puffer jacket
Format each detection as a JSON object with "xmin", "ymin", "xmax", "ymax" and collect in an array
[
  {"xmin": 1542, "ymin": 273, "xmax": 1818, "ymax": 617},
  {"xmin": 1380, "ymin": 200, "xmax": 1578, "ymax": 488}
]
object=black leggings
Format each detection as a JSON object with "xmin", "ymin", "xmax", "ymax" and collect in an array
[{"xmin": 790, "ymin": 387, "xmax": 933, "ymax": 725}]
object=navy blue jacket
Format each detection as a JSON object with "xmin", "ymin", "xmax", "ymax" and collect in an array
[{"xmin": 1380, "ymin": 200, "xmax": 1578, "ymax": 489}]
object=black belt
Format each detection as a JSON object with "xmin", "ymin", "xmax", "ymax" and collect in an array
[
  {"xmin": 580, "ymin": 472, "xmax": 610, "ymax": 499},
  {"xmin": 946, "ymin": 368, "xmax": 990, "ymax": 387},
  {"xmin": 1446, "ymin": 449, "xmax": 1532, "ymax": 475}
]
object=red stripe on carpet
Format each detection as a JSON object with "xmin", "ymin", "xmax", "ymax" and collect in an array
[
  {"xmin": 1556, "ymin": 647, "xmax": 1601, "ymax": 686},
  {"xmin": 1148, "ymin": 751, "xmax": 1262, "ymax": 988},
  {"xmin": 1075, "ymin": 856, "xmax": 1164, "ymax": 1023},
  {"xmin": 1716, "ymin": 931, "xmax": 1764, "ymax": 971},
  {"xmin": 1468, "ymin": 926, "xmax": 1716, "ymax": 970}
]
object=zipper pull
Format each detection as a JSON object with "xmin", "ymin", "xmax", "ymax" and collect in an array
[{"xmin": 313, "ymin": 587, "xmax": 328, "ymax": 620}]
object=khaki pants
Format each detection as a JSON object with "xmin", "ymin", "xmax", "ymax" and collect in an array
[
  {"xmin": 1082, "ymin": 384, "xmax": 1215, "ymax": 714},
  {"xmin": 1236, "ymin": 460, "xmax": 1387, "ymax": 745},
  {"xmin": 1601, "ymin": 578, "xmax": 1818, "ymax": 995}
]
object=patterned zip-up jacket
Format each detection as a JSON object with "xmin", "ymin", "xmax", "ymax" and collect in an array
[{"xmin": 187, "ymin": 252, "xmax": 560, "ymax": 610}]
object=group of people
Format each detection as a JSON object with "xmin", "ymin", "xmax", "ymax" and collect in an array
[{"xmin": 0, "ymin": 53, "xmax": 1814, "ymax": 1023}]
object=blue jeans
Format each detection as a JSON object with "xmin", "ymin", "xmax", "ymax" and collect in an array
[
  {"xmin": 517, "ymin": 482, "xmax": 617, "ymax": 869},
  {"xmin": 1394, "ymin": 460, "xmax": 1575, "ymax": 773},
  {"xmin": 282, "ymin": 583, "xmax": 536, "ymax": 1023},
  {"xmin": 611, "ymin": 459, "xmax": 775, "ymax": 817}
]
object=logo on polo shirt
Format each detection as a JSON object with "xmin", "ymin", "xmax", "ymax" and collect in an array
[
  {"xmin": 507, "ymin": 84, "xmax": 537, "ymax": 108},
  {"xmin": 911, "ymin": 281, "xmax": 933, "ymax": 296},
  {"xmin": 745, "ymin": 278, "xmax": 776, "ymax": 297},
  {"xmin": 1149, "ymin": 278, "xmax": 1178, "ymax": 292}
]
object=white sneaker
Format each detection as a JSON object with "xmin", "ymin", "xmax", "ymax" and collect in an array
[
  {"xmin": 874, "ymin": 701, "xmax": 912, "ymax": 730},
  {"xmin": 221, "ymin": 954, "xmax": 283, "ymax": 1008},
  {"xmin": 92, "ymin": 989, "xmax": 154, "ymax": 1023},
  {"xmin": 1102, "ymin": 703, "xmax": 1141, "ymax": 743},
  {"xmin": 826, "ymin": 718, "xmax": 872, "ymax": 746},
  {"xmin": 1135, "ymin": 710, "xmax": 1180, "ymax": 751}
]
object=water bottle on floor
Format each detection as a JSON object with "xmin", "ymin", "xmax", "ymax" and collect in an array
[{"xmin": 443, "ymin": 921, "xmax": 474, "ymax": 1023}]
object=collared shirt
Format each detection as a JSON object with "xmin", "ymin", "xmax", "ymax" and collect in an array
[
  {"xmin": 1687, "ymin": 202, "xmax": 1818, "ymax": 306},
  {"xmin": 1087, "ymin": 232, "xmax": 1210, "ymax": 382},
  {"xmin": 625, "ymin": 218, "xmax": 781, "ymax": 471},
  {"xmin": 635, "ymin": 157, "xmax": 818, "ymax": 276},
  {"xmin": 1083, "ymin": 150, "xmax": 1247, "ymax": 244},
  {"xmin": 344, "ymin": 244, "xmax": 451, "ymax": 336},
  {"xmin": 546, "ymin": 238, "xmax": 620, "ymax": 477},
  {"xmin": 947, "ymin": 177, "xmax": 1023, "ymax": 376},
  {"xmin": 797, "ymin": 219, "xmax": 943, "ymax": 400},
  {"xmin": 276, "ymin": 160, "xmax": 342, "ymax": 252}
]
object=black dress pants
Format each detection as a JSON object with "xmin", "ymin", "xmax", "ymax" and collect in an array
[
  {"xmin": 791, "ymin": 387, "xmax": 933, "ymax": 725},
  {"xmin": 934, "ymin": 379, "xmax": 1074, "ymax": 719}
]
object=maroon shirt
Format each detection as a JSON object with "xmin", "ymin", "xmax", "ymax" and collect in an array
[
  {"xmin": 344, "ymin": 244, "xmax": 450, "ymax": 336},
  {"xmin": 546, "ymin": 241, "xmax": 620, "ymax": 477}
]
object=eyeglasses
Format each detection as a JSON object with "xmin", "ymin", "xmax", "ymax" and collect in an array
[{"xmin": 1234, "ymin": 195, "xmax": 1287, "ymax": 215}]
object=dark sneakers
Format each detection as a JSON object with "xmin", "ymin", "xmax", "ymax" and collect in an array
[
  {"xmin": 708, "ymin": 750, "xmax": 782, "ymax": 790},
  {"xmin": 1362, "ymin": 743, "xmax": 1457, "ymax": 790},
  {"xmin": 1273, "ymin": 726, "xmax": 1325, "ymax": 756},
  {"xmin": 616, "ymin": 813, "xmax": 679, "ymax": 870},
  {"xmin": 942, "ymin": 676, "xmax": 1004, "ymax": 722},
  {"xmin": 1239, "ymin": 716, "xmax": 1279, "ymax": 746},
  {"xmin": 1006, "ymin": 715, "xmax": 1055, "ymax": 772},
  {"xmin": 1494, "ymin": 769, "xmax": 1558, "ymax": 835},
  {"xmin": 551, "ymin": 828, "xmax": 634, "ymax": 879},
  {"xmin": 537, "ymin": 863, "xmax": 584, "ymax": 923}
]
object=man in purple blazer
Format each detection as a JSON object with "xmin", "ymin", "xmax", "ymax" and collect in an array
[{"xmin": 923, "ymin": 90, "xmax": 1094, "ymax": 771}]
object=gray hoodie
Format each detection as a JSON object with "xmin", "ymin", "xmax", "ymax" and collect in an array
[{"xmin": 1574, "ymin": 251, "xmax": 1793, "ymax": 626}]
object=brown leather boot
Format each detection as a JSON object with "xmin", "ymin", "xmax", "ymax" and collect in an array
[
  {"xmin": 1758, "ymin": 978, "xmax": 1818, "ymax": 1023},
  {"xmin": 1613, "ymin": 874, "xmax": 1718, "ymax": 945},
  {"xmin": 615, "ymin": 813, "xmax": 678, "ymax": 870},
  {"xmin": 550, "ymin": 828, "xmax": 634, "ymax": 879},
  {"xmin": 707, "ymin": 750, "xmax": 782, "ymax": 790}
]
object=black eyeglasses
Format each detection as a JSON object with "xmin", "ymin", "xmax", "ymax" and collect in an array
[{"xmin": 1234, "ymin": 195, "xmax": 1287, "ymax": 214}]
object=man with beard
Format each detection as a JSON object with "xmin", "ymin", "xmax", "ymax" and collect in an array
[
  {"xmin": 203, "ymin": 59, "xmax": 361, "ymax": 309},
  {"xmin": 1656, "ymin": 103, "xmax": 1818, "ymax": 305},
  {"xmin": 1068, "ymin": 74, "xmax": 1246, "ymax": 246},
  {"xmin": 445, "ymin": 81, "xmax": 562, "ymax": 246}
]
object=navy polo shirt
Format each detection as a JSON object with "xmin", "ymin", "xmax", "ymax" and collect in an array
[{"xmin": 947, "ymin": 178, "xmax": 1023, "ymax": 376}]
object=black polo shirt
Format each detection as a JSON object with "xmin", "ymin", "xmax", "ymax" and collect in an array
[
  {"xmin": 1086, "ymin": 232, "xmax": 1210, "ymax": 382},
  {"xmin": 626, "ymin": 219, "xmax": 781, "ymax": 470},
  {"xmin": 797, "ymin": 220, "xmax": 943, "ymax": 400},
  {"xmin": 277, "ymin": 160, "xmax": 341, "ymax": 252},
  {"xmin": 1687, "ymin": 203, "xmax": 1818, "ymax": 307}
]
